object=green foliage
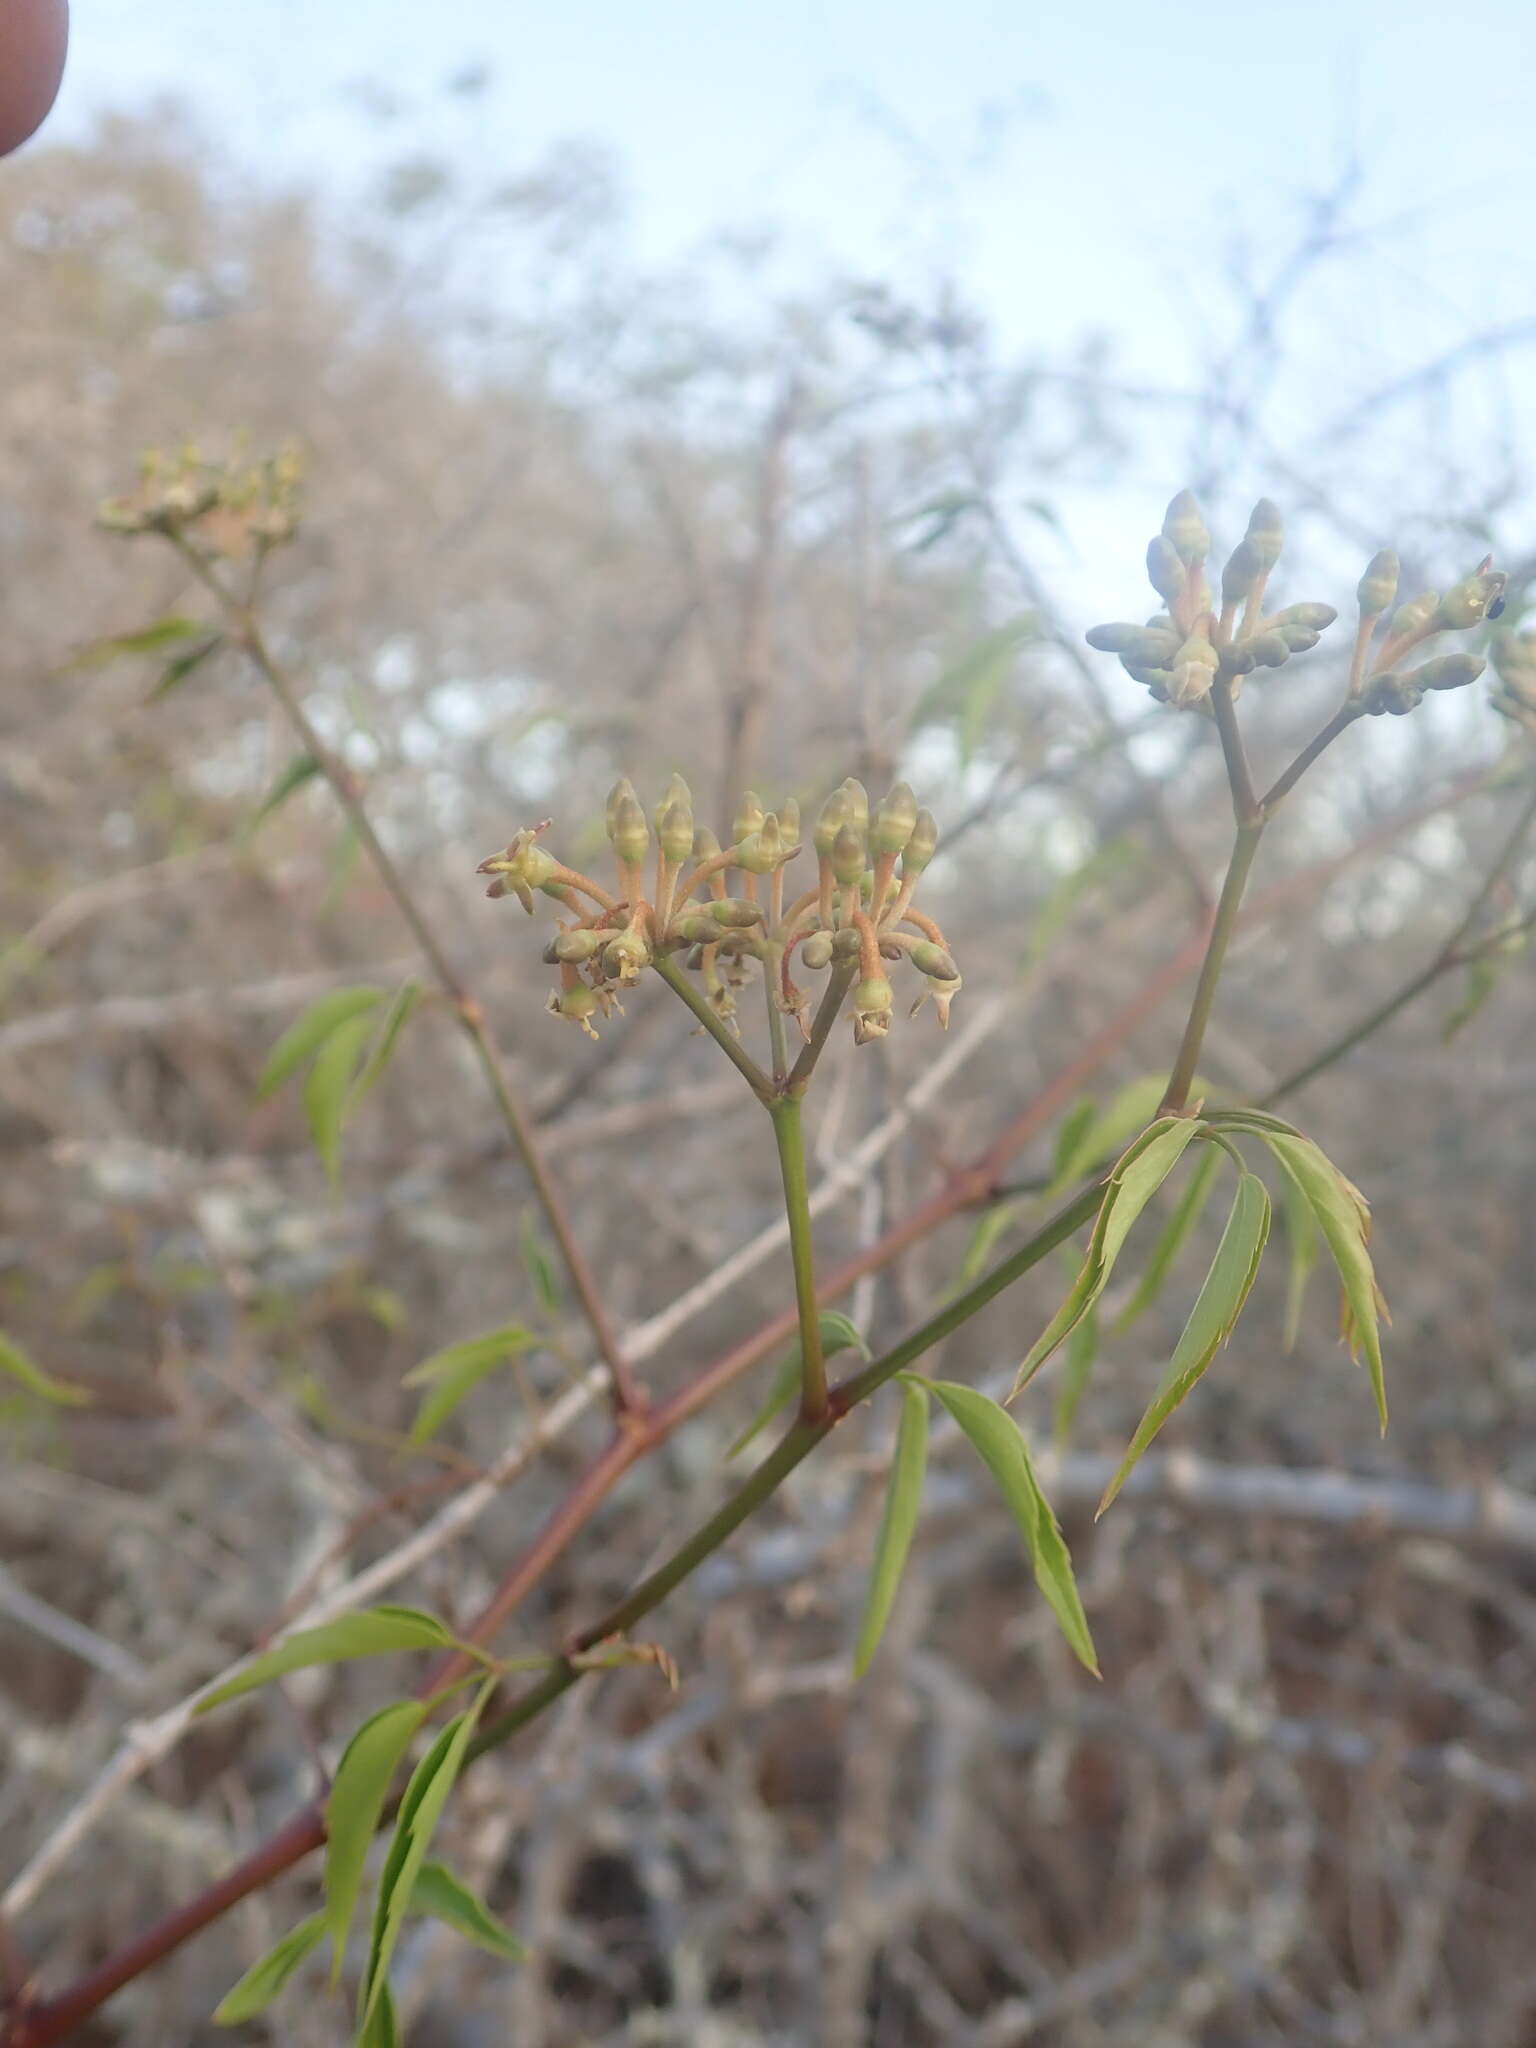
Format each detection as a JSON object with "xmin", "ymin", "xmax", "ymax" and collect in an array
[
  {"xmin": 926, "ymin": 1379, "xmax": 1098, "ymax": 1674},
  {"xmin": 258, "ymin": 987, "xmax": 385, "ymax": 1098},
  {"xmin": 70, "ymin": 614, "xmax": 209, "ymax": 668},
  {"xmin": 212, "ymin": 1911, "xmax": 327, "ymax": 2024},
  {"xmin": 1053, "ymin": 1297, "xmax": 1099, "ymax": 1446},
  {"xmin": 1097, "ymin": 1171, "xmax": 1270, "ymax": 1513},
  {"xmin": 324, "ymin": 1700, "xmax": 428, "ymax": 1982},
  {"xmin": 1442, "ymin": 952, "xmax": 1504, "ymax": 1040},
  {"xmin": 305, "ymin": 1011, "xmax": 380, "ymax": 1184},
  {"xmin": 519, "ymin": 1214, "xmax": 564, "ymax": 1319},
  {"xmin": 357, "ymin": 1683, "xmax": 495, "ymax": 2033},
  {"xmin": 257, "ymin": 982, "xmax": 423, "ymax": 1184},
  {"xmin": 409, "ymin": 1861, "xmax": 527, "ymax": 1962},
  {"xmin": 0, "ymin": 1330, "xmax": 88, "ymax": 1407},
  {"xmin": 1114, "ymin": 1143, "xmax": 1224, "ymax": 1332},
  {"xmin": 853, "ymin": 1380, "xmax": 929, "ymax": 1677},
  {"xmin": 403, "ymin": 1323, "xmax": 539, "ymax": 1446},
  {"xmin": 245, "ymin": 750, "xmax": 322, "ymax": 836},
  {"xmin": 196, "ymin": 1606, "xmax": 462, "ymax": 1713},
  {"xmin": 1011, "ymin": 1116, "xmax": 1204, "ymax": 1398}
]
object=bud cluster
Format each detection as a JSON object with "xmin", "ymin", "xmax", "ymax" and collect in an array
[
  {"xmin": 476, "ymin": 775, "xmax": 960, "ymax": 1049},
  {"xmin": 1085, "ymin": 490, "xmax": 1503, "ymax": 721},
  {"xmin": 98, "ymin": 445, "xmax": 304, "ymax": 558}
]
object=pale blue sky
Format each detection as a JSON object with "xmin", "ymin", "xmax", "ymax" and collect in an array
[
  {"xmin": 35, "ymin": 1, "xmax": 1536, "ymax": 628},
  {"xmin": 50, "ymin": 1, "xmax": 1536, "ymax": 373}
]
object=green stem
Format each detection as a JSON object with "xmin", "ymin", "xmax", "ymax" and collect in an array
[
  {"xmin": 770, "ymin": 1096, "xmax": 828, "ymax": 1420},
  {"xmin": 1258, "ymin": 702, "xmax": 1362, "ymax": 813},
  {"xmin": 785, "ymin": 960, "xmax": 855, "ymax": 1096},
  {"xmin": 469, "ymin": 1181, "xmax": 1103, "ymax": 1759},
  {"xmin": 763, "ymin": 945, "xmax": 790, "ymax": 1085},
  {"xmin": 653, "ymin": 953, "xmax": 773, "ymax": 1101},
  {"xmin": 1159, "ymin": 817, "xmax": 1265, "ymax": 1115}
]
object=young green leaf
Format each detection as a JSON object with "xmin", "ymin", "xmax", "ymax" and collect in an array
[
  {"xmin": 816, "ymin": 1308, "xmax": 871, "ymax": 1361},
  {"xmin": 853, "ymin": 1381, "xmax": 930, "ymax": 1678},
  {"xmin": 0, "ymin": 1331, "xmax": 89, "ymax": 1407},
  {"xmin": 1442, "ymin": 953, "xmax": 1501, "ymax": 1041},
  {"xmin": 71, "ymin": 614, "xmax": 209, "ymax": 669},
  {"xmin": 211, "ymin": 1911, "xmax": 327, "ymax": 2025},
  {"xmin": 409, "ymin": 1861, "xmax": 528, "ymax": 1961},
  {"xmin": 954, "ymin": 1198, "xmax": 1024, "ymax": 1293},
  {"xmin": 324, "ymin": 1700, "xmax": 428, "ymax": 1982},
  {"xmin": 1257, "ymin": 1127, "xmax": 1388, "ymax": 1430},
  {"xmin": 258, "ymin": 986, "xmax": 384, "ymax": 1098},
  {"xmin": 1115, "ymin": 1142, "xmax": 1225, "ymax": 1332},
  {"xmin": 196, "ymin": 1606, "xmax": 458, "ymax": 1713},
  {"xmin": 1049, "ymin": 1099, "xmax": 1098, "ymax": 1184},
  {"xmin": 148, "ymin": 635, "xmax": 224, "ymax": 700},
  {"xmin": 1277, "ymin": 1163, "xmax": 1319, "ymax": 1353},
  {"xmin": 246, "ymin": 751, "xmax": 322, "ymax": 836},
  {"xmin": 348, "ymin": 980, "xmax": 424, "ymax": 1113},
  {"xmin": 359, "ymin": 1684, "xmax": 493, "ymax": 2027},
  {"xmin": 911, "ymin": 617, "xmax": 1036, "ymax": 765},
  {"xmin": 355, "ymin": 1980, "xmax": 399, "ymax": 2048},
  {"xmin": 403, "ymin": 1323, "xmax": 539, "ymax": 1446},
  {"xmin": 929, "ymin": 1381, "xmax": 1098, "ymax": 1675},
  {"xmin": 1010, "ymin": 1117, "xmax": 1204, "ymax": 1400},
  {"xmin": 519, "ymin": 1214, "xmax": 563, "ymax": 1319},
  {"xmin": 1097, "ymin": 1171, "xmax": 1271, "ymax": 1515},
  {"xmin": 1048, "ymin": 1075, "xmax": 1170, "ymax": 1192},
  {"xmin": 305, "ymin": 1011, "xmax": 378, "ymax": 1184}
]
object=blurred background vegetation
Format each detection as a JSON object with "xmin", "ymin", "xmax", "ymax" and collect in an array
[{"xmin": 3, "ymin": 26, "xmax": 1536, "ymax": 2044}]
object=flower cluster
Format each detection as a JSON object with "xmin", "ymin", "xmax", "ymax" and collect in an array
[
  {"xmin": 98, "ymin": 445, "xmax": 304, "ymax": 559},
  {"xmin": 1086, "ymin": 490, "xmax": 1503, "ymax": 716},
  {"xmin": 476, "ymin": 776, "xmax": 960, "ymax": 1047}
]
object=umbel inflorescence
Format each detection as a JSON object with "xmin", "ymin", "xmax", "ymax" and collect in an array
[
  {"xmin": 1087, "ymin": 489, "xmax": 1505, "ymax": 717},
  {"xmin": 476, "ymin": 778, "xmax": 960, "ymax": 1048}
]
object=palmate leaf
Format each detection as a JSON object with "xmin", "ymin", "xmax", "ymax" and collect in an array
[
  {"xmin": 1009, "ymin": 1117, "xmax": 1204, "ymax": 1401},
  {"xmin": 927, "ymin": 1380, "xmax": 1098, "ymax": 1675},
  {"xmin": 852, "ymin": 1379, "xmax": 929, "ymax": 1677},
  {"xmin": 1097, "ymin": 1171, "xmax": 1271, "ymax": 1514}
]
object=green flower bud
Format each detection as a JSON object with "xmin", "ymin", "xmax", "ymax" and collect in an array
[
  {"xmin": 1267, "ymin": 602, "xmax": 1337, "ymax": 632},
  {"xmin": 813, "ymin": 787, "xmax": 849, "ymax": 857},
  {"xmin": 1146, "ymin": 535, "xmax": 1186, "ymax": 604},
  {"xmin": 1433, "ymin": 568, "xmax": 1508, "ymax": 632},
  {"xmin": 800, "ymin": 931, "xmax": 835, "ymax": 970},
  {"xmin": 706, "ymin": 899, "xmax": 766, "ymax": 929},
  {"xmin": 1127, "ymin": 667, "xmax": 1174, "ymax": 700},
  {"xmin": 1222, "ymin": 644, "xmax": 1259, "ymax": 677},
  {"xmin": 659, "ymin": 800, "xmax": 695, "ymax": 865},
  {"xmin": 605, "ymin": 777, "xmax": 638, "ymax": 840},
  {"xmin": 901, "ymin": 808, "xmax": 939, "ymax": 876},
  {"xmin": 732, "ymin": 791, "xmax": 764, "ymax": 844},
  {"xmin": 1220, "ymin": 538, "xmax": 1266, "ymax": 606},
  {"xmin": 871, "ymin": 781, "xmax": 919, "ymax": 857},
  {"xmin": 1388, "ymin": 590, "xmax": 1439, "ymax": 642},
  {"xmin": 909, "ymin": 940, "xmax": 960, "ymax": 982},
  {"xmin": 830, "ymin": 821, "xmax": 868, "ymax": 887},
  {"xmin": 1363, "ymin": 671, "xmax": 1423, "ymax": 717},
  {"xmin": 1409, "ymin": 653, "xmax": 1486, "ymax": 693},
  {"xmin": 1087, "ymin": 622, "xmax": 1181, "ymax": 662},
  {"xmin": 839, "ymin": 779, "xmax": 870, "ymax": 834},
  {"xmin": 1276, "ymin": 623, "xmax": 1321, "ymax": 654},
  {"xmin": 672, "ymin": 913, "xmax": 718, "ymax": 944},
  {"xmin": 1161, "ymin": 488, "xmax": 1210, "ymax": 565},
  {"xmin": 549, "ymin": 929, "xmax": 605, "ymax": 964},
  {"xmin": 779, "ymin": 796, "xmax": 801, "ymax": 847},
  {"xmin": 691, "ymin": 823, "xmax": 722, "ymax": 862},
  {"xmin": 611, "ymin": 794, "xmax": 649, "ymax": 869},
  {"xmin": 737, "ymin": 813, "xmax": 786, "ymax": 875},
  {"xmin": 652, "ymin": 772, "xmax": 691, "ymax": 833},
  {"xmin": 1357, "ymin": 549, "xmax": 1399, "ymax": 616},
  {"xmin": 1242, "ymin": 498, "xmax": 1284, "ymax": 572},
  {"xmin": 1243, "ymin": 629, "xmax": 1292, "ymax": 669}
]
